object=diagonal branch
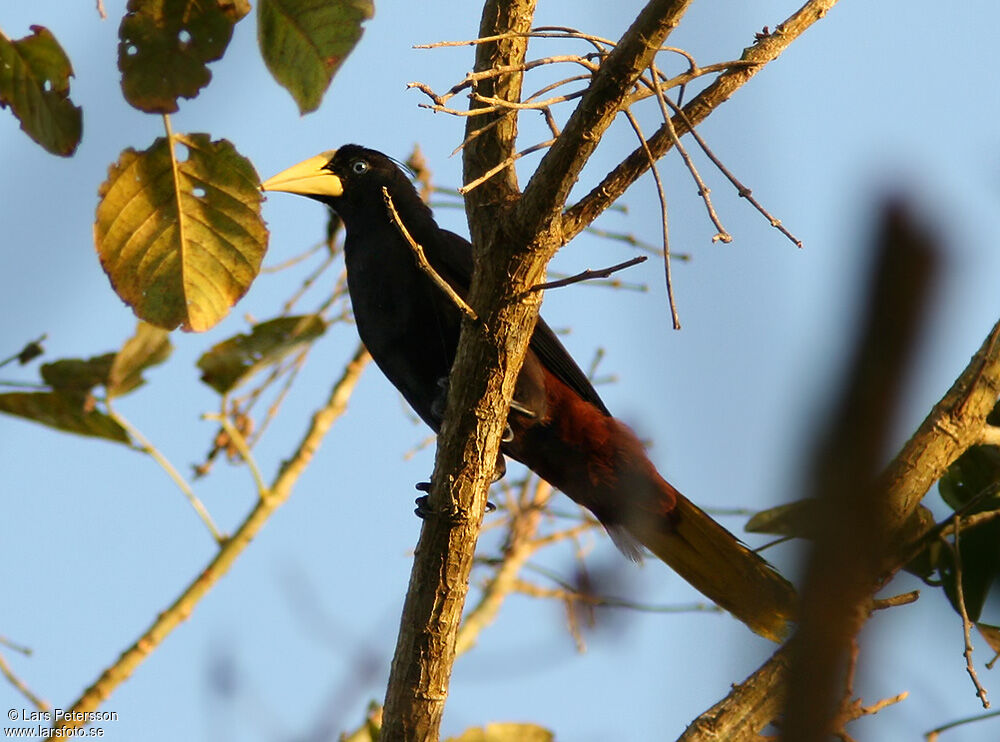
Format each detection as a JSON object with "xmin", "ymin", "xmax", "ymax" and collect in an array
[
  {"xmin": 562, "ymin": 0, "xmax": 841, "ymax": 242},
  {"xmin": 46, "ymin": 346, "xmax": 370, "ymax": 739}
]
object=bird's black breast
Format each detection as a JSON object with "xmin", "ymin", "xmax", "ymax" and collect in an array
[{"xmin": 343, "ymin": 219, "xmax": 462, "ymax": 430}]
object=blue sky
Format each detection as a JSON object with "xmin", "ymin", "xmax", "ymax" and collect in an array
[{"xmin": 3, "ymin": 1, "xmax": 1000, "ymax": 740}]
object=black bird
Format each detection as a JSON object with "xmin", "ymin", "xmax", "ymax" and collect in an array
[{"xmin": 262, "ymin": 145, "xmax": 796, "ymax": 640}]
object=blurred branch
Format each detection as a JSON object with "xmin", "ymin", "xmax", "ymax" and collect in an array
[
  {"xmin": 455, "ymin": 479, "xmax": 553, "ymax": 655},
  {"xmin": 46, "ymin": 345, "xmax": 370, "ymax": 739},
  {"xmin": 782, "ymin": 201, "xmax": 936, "ymax": 741}
]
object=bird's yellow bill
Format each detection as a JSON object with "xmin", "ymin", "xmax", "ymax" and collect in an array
[{"xmin": 261, "ymin": 150, "xmax": 342, "ymax": 198}]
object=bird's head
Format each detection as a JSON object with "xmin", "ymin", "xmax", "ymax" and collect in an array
[{"xmin": 261, "ymin": 145, "xmax": 423, "ymax": 225}]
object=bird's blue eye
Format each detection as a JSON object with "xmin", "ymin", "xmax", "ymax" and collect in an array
[{"xmin": 351, "ymin": 160, "xmax": 369, "ymax": 174}]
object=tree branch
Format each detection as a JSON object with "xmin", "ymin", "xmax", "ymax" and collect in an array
[
  {"xmin": 381, "ymin": 1, "xmax": 539, "ymax": 739},
  {"xmin": 515, "ymin": 0, "xmax": 694, "ymax": 241},
  {"xmin": 46, "ymin": 346, "xmax": 370, "ymax": 738}
]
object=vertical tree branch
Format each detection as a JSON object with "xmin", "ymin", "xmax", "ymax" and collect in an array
[
  {"xmin": 382, "ymin": 2, "xmax": 694, "ymax": 739},
  {"xmin": 381, "ymin": 3, "xmax": 538, "ymax": 739}
]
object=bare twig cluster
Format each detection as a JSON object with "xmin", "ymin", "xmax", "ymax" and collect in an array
[{"xmin": 408, "ymin": 24, "xmax": 801, "ymax": 329}]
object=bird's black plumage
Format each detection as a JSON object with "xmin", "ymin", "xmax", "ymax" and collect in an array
[{"xmin": 308, "ymin": 145, "xmax": 609, "ymax": 431}]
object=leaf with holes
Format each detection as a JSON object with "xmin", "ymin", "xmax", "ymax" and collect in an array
[
  {"xmin": 257, "ymin": 0, "xmax": 374, "ymax": 114},
  {"xmin": 118, "ymin": 0, "xmax": 250, "ymax": 113},
  {"xmin": 197, "ymin": 315, "xmax": 327, "ymax": 394},
  {"xmin": 0, "ymin": 26, "xmax": 82, "ymax": 155},
  {"xmin": 108, "ymin": 322, "xmax": 173, "ymax": 398},
  {"xmin": 95, "ymin": 134, "xmax": 267, "ymax": 332},
  {"xmin": 0, "ymin": 392, "xmax": 129, "ymax": 443}
]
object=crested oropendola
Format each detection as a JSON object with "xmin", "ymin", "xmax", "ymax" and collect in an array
[{"xmin": 261, "ymin": 145, "xmax": 797, "ymax": 641}]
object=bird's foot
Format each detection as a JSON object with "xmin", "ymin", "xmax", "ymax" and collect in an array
[{"xmin": 413, "ymin": 491, "xmax": 496, "ymax": 520}]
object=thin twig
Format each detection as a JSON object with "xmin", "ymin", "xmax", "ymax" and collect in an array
[
  {"xmin": 870, "ymin": 590, "xmax": 920, "ymax": 611},
  {"xmin": 664, "ymin": 99, "xmax": 803, "ymax": 248},
  {"xmin": 584, "ymin": 226, "xmax": 691, "ymax": 260},
  {"xmin": 944, "ymin": 521, "xmax": 991, "ymax": 708},
  {"xmin": 109, "ymin": 408, "xmax": 226, "ymax": 544},
  {"xmin": 925, "ymin": 708, "xmax": 1000, "ymax": 741},
  {"xmin": 458, "ymin": 139, "xmax": 555, "ymax": 194},
  {"xmin": 381, "ymin": 187, "xmax": 478, "ymax": 322},
  {"xmin": 0, "ymin": 651, "xmax": 50, "ymax": 712},
  {"xmin": 648, "ymin": 60, "xmax": 732, "ymax": 244},
  {"xmin": 510, "ymin": 579, "xmax": 721, "ymax": 615},
  {"xmin": 622, "ymin": 110, "xmax": 680, "ymax": 329},
  {"xmin": 524, "ymin": 256, "xmax": 647, "ymax": 293},
  {"xmin": 203, "ymin": 412, "xmax": 269, "ymax": 498}
]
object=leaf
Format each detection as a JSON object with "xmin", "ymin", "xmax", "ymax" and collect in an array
[
  {"xmin": 118, "ymin": 0, "xmax": 250, "ymax": 113},
  {"xmin": 745, "ymin": 499, "xmax": 821, "ymax": 538},
  {"xmin": 977, "ymin": 623, "xmax": 1000, "ymax": 655},
  {"xmin": 937, "ymin": 518, "xmax": 1000, "ymax": 622},
  {"xmin": 0, "ymin": 26, "xmax": 82, "ymax": 155},
  {"xmin": 108, "ymin": 322, "xmax": 173, "ymax": 398},
  {"xmin": 197, "ymin": 315, "xmax": 326, "ymax": 394},
  {"xmin": 445, "ymin": 723, "xmax": 554, "ymax": 742},
  {"xmin": 0, "ymin": 391, "xmax": 129, "ymax": 443},
  {"xmin": 257, "ymin": 0, "xmax": 374, "ymax": 114},
  {"xmin": 95, "ymin": 134, "xmax": 268, "ymax": 332},
  {"xmin": 40, "ymin": 354, "xmax": 115, "ymax": 398}
]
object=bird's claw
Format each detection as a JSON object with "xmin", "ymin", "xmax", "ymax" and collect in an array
[{"xmin": 413, "ymin": 494, "xmax": 496, "ymax": 520}]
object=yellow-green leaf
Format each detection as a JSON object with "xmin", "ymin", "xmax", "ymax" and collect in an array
[
  {"xmin": 257, "ymin": 0, "xmax": 374, "ymax": 114},
  {"xmin": 40, "ymin": 354, "xmax": 115, "ymax": 397},
  {"xmin": 95, "ymin": 134, "xmax": 268, "ymax": 332},
  {"xmin": 445, "ymin": 723, "xmax": 554, "ymax": 742},
  {"xmin": 118, "ymin": 0, "xmax": 250, "ymax": 113},
  {"xmin": 197, "ymin": 315, "xmax": 326, "ymax": 394},
  {"xmin": 745, "ymin": 499, "xmax": 820, "ymax": 538},
  {"xmin": 977, "ymin": 623, "xmax": 1000, "ymax": 655},
  {"xmin": 0, "ymin": 25, "xmax": 82, "ymax": 156},
  {"xmin": 0, "ymin": 391, "xmax": 129, "ymax": 443},
  {"xmin": 108, "ymin": 322, "xmax": 173, "ymax": 398}
]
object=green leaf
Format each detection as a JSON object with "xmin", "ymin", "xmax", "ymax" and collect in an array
[
  {"xmin": 745, "ymin": 499, "xmax": 820, "ymax": 538},
  {"xmin": 937, "ymin": 518, "xmax": 1000, "ymax": 622},
  {"xmin": 977, "ymin": 623, "xmax": 1000, "ymax": 655},
  {"xmin": 95, "ymin": 134, "xmax": 268, "ymax": 332},
  {"xmin": 118, "ymin": 0, "xmax": 250, "ymax": 113},
  {"xmin": 0, "ymin": 26, "xmax": 82, "ymax": 156},
  {"xmin": 40, "ymin": 354, "xmax": 116, "ymax": 398},
  {"xmin": 257, "ymin": 0, "xmax": 374, "ymax": 114},
  {"xmin": 445, "ymin": 723, "xmax": 554, "ymax": 742},
  {"xmin": 197, "ymin": 315, "xmax": 326, "ymax": 394},
  {"xmin": 0, "ymin": 391, "xmax": 129, "ymax": 443},
  {"xmin": 108, "ymin": 322, "xmax": 173, "ymax": 398}
]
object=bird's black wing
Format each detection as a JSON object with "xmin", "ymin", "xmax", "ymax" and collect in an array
[{"xmin": 432, "ymin": 230, "xmax": 611, "ymax": 417}]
